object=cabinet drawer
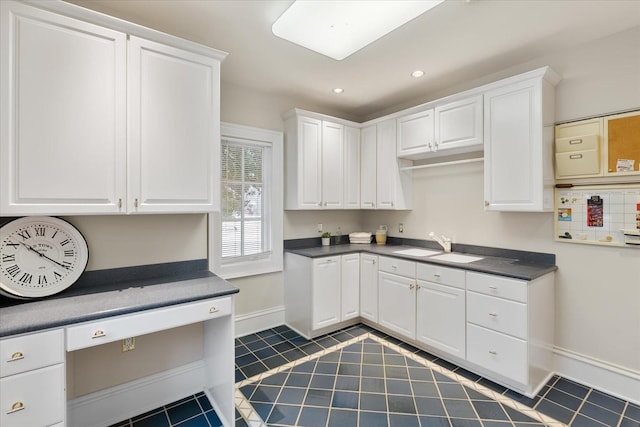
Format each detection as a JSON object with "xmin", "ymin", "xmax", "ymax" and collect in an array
[
  {"xmin": 416, "ymin": 263, "xmax": 465, "ymax": 289},
  {"xmin": 0, "ymin": 364, "xmax": 65, "ymax": 427},
  {"xmin": 67, "ymin": 296, "xmax": 231, "ymax": 351},
  {"xmin": 467, "ymin": 291, "xmax": 527, "ymax": 339},
  {"xmin": 467, "ymin": 324, "xmax": 527, "ymax": 385},
  {"xmin": 378, "ymin": 256, "xmax": 416, "ymax": 278},
  {"xmin": 0, "ymin": 330, "xmax": 64, "ymax": 378},
  {"xmin": 555, "ymin": 134, "xmax": 599, "ymax": 153},
  {"xmin": 467, "ymin": 272, "xmax": 527, "ymax": 303},
  {"xmin": 555, "ymin": 149, "xmax": 600, "ymax": 177}
]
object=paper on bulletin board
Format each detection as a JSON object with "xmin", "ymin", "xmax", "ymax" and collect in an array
[{"xmin": 555, "ymin": 184, "xmax": 640, "ymax": 246}]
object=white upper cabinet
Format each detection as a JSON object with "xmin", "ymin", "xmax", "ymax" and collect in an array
[
  {"xmin": 0, "ymin": 1, "xmax": 225, "ymax": 215},
  {"xmin": 343, "ymin": 126, "xmax": 361, "ymax": 209},
  {"xmin": 360, "ymin": 125, "xmax": 378, "ymax": 209},
  {"xmin": 0, "ymin": 2, "xmax": 127, "ymax": 215},
  {"xmin": 128, "ymin": 36, "xmax": 221, "ymax": 213},
  {"xmin": 396, "ymin": 95, "xmax": 483, "ymax": 160},
  {"xmin": 483, "ymin": 67, "xmax": 559, "ymax": 212},
  {"xmin": 435, "ymin": 95, "xmax": 483, "ymax": 153},
  {"xmin": 377, "ymin": 119, "xmax": 412, "ymax": 210},
  {"xmin": 397, "ymin": 109, "xmax": 435, "ymax": 157},
  {"xmin": 284, "ymin": 110, "xmax": 354, "ymax": 209}
]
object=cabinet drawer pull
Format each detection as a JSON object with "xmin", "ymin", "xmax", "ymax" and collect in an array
[
  {"xmin": 118, "ymin": 198, "xmax": 122, "ymax": 209},
  {"xmin": 92, "ymin": 329, "xmax": 106, "ymax": 339},
  {"xmin": 488, "ymin": 350, "xmax": 497, "ymax": 355},
  {"xmin": 488, "ymin": 285, "xmax": 498, "ymax": 290},
  {"xmin": 209, "ymin": 306, "xmax": 218, "ymax": 314},
  {"xmin": 569, "ymin": 138, "xmax": 583, "ymax": 145},
  {"xmin": 134, "ymin": 198, "xmax": 139, "ymax": 208},
  {"xmin": 569, "ymin": 154, "xmax": 583, "ymax": 160},
  {"xmin": 391, "ymin": 265, "xmax": 397, "ymax": 269},
  {"xmin": 8, "ymin": 351, "xmax": 24, "ymax": 362},
  {"xmin": 433, "ymin": 273, "xmax": 441, "ymax": 278},
  {"xmin": 7, "ymin": 401, "xmax": 25, "ymax": 414},
  {"xmin": 488, "ymin": 312, "xmax": 498, "ymax": 317}
]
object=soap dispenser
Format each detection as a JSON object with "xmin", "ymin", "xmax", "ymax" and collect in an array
[{"xmin": 375, "ymin": 225, "xmax": 387, "ymax": 245}]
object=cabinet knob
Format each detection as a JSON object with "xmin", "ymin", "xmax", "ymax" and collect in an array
[
  {"xmin": 209, "ymin": 306, "xmax": 218, "ymax": 314},
  {"xmin": 7, "ymin": 401, "xmax": 25, "ymax": 414},
  {"xmin": 409, "ymin": 284, "xmax": 415, "ymax": 290},
  {"xmin": 484, "ymin": 201, "xmax": 490, "ymax": 207},
  {"xmin": 92, "ymin": 329, "xmax": 106, "ymax": 339},
  {"xmin": 118, "ymin": 198, "xmax": 122, "ymax": 209},
  {"xmin": 134, "ymin": 198, "xmax": 139, "ymax": 208},
  {"xmin": 433, "ymin": 141, "xmax": 439, "ymax": 151},
  {"xmin": 8, "ymin": 351, "xmax": 24, "ymax": 362}
]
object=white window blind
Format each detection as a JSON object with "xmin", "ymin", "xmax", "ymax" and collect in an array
[{"xmin": 221, "ymin": 141, "xmax": 267, "ymax": 258}]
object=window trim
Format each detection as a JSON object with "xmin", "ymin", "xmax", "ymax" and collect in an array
[{"xmin": 209, "ymin": 122, "xmax": 283, "ymax": 279}]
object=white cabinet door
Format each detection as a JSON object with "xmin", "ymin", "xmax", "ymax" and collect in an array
[
  {"xmin": 416, "ymin": 280, "xmax": 466, "ymax": 358},
  {"xmin": 312, "ymin": 257, "xmax": 341, "ymax": 330},
  {"xmin": 360, "ymin": 254, "xmax": 378, "ymax": 322},
  {"xmin": 341, "ymin": 253, "xmax": 360, "ymax": 321},
  {"xmin": 0, "ymin": 2, "xmax": 127, "ymax": 215},
  {"xmin": 435, "ymin": 95, "xmax": 483, "ymax": 152},
  {"xmin": 360, "ymin": 125, "xmax": 377, "ymax": 209},
  {"xmin": 378, "ymin": 272, "xmax": 416, "ymax": 339},
  {"xmin": 321, "ymin": 121, "xmax": 344, "ymax": 208},
  {"xmin": 397, "ymin": 109, "xmax": 434, "ymax": 156},
  {"xmin": 377, "ymin": 120, "xmax": 412, "ymax": 210},
  {"xmin": 343, "ymin": 126, "xmax": 361, "ymax": 209},
  {"xmin": 128, "ymin": 36, "xmax": 220, "ymax": 213},
  {"xmin": 483, "ymin": 68, "xmax": 557, "ymax": 212}
]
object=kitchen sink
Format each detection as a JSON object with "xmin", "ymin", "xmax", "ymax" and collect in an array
[
  {"xmin": 429, "ymin": 253, "xmax": 484, "ymax": 263},
  {"xmin": 393, "ymin": 248, "xmax": 442, "ymax": 257}
]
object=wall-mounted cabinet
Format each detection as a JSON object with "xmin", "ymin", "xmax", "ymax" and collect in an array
[
  {"xmin": 0, "ymin": 1, "xmax": 225, "ymax": 216},
  {"xmin": 483, "ymin": 67, "xmax": 560, "ymax": 212},
  {"xmin": 284, "ymin": 110, "xmax": 359, "ymax": 210},
  {"xmin": 396, "ymin": 95, "xmax": 483, "ymax": 160}
]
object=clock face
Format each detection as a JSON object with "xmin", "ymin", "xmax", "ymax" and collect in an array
[{"xmin": 0, "ymin": 217, "xmax": 89, "ymax": 299}]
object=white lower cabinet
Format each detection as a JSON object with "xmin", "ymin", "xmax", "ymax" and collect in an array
[
  {"xmin": 284, "ymin": 252, "xmax": 360, "ymax": 339},
  {"xmin": 466, "ymin": 271, "xmax": 555, "ymax": 396},
  {"xmin": 284, "ymin": 251, "xmax": 554, "ymax": 397},
  {"xmin": 341, "ymin": 254, "xmax": 360, "ymax": 321},
  {"xmin": 0, "ymin": 330, "xmax": 65, "ymax": 427},
  {"xmin": 377, "ymin": 256, "xmax": 417, "ymax": 339},
  {"xmin": 359, "ymin": 254, "xmax": 379, "ymax": 322},
  {"xmin": 416, "ymin": 264, "xmax": 466, "ymax": 359}
]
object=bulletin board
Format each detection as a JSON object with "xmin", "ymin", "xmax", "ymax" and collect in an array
[{"xmin": 555, "ymin": 184, "xmax": 640, "ymax": 247}]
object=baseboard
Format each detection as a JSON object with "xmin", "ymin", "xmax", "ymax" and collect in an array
[
  {"xmin": 234, "ymin": 305, "xmax": 285, "ymax": 338},
  {"xmin": 67, "ymin": 361, "xmax": 206, "ymax": 427},
  {"xmin": 553, "ymin": 346, "xmax": 640, "ymax": 405}
]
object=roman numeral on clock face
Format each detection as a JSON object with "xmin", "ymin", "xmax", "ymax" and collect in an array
[
  {"xmin": 5, "ymin": 241, "xmax": 19, "ymax": 249},
  {"xmin": 38, "ymin": 275, "xmax": 48, "ymax": 285},
  {"xmin": 34, "ymin": 227, "xmax": 46, "ymax": 237},
  {"xmin": 60, "ymin": 239, "xmax": 70, "ymax": 246},
  {"xmin": 6, "ymin": 264, "xmax": 20, "ymax": 277},
  {"xmin": 19, "ymin": 272, "xmax": 32, "ymax": 283},
  {"xmin": 2, "ymin": 254, "xmax": 16, "ymax": 262},
  {"xmin": 17, "ymin": 230, "xmax": 31, "ymax": 241},
  {"xmin": 64, "ymin": 250, "xmax": 75, "ymax": 257}
]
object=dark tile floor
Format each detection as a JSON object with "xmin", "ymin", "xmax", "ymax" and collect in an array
[{"xmin": 112, "ymin": 323, "xmax": 639, "ymax": 427}]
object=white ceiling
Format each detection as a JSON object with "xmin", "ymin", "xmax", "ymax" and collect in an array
[{"xmin": 68, "ymin": 0, "xmax": 640, "ymax": 121}]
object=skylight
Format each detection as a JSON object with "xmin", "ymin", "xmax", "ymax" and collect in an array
[{"xmin": 272, "ymin": 0, "xmax": 445, "ymax": 60}]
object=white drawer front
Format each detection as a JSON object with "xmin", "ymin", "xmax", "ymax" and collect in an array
[
  {"xmin": 467, "ymin": 291, "xmax": 527, "ymax": 339},
  {"xmin": 0, "ymin": 364, "xmax": 65, "ymax": 427},
  {"xmin": 467, "ymin": 324, "xmax": 527, "ymax": 385},
  {"xmin": 67, "ymin": 296, "xmax": 231, "ymax": 351},
  {"xmin": 378, "ymin": 256, "xmax": 416, "ymax": 278},
  {"xmin": 467, "ymin": 272, "xmax": 527, "ymax": 303},
  {"xmin": 416, "ymin": 263, "xmax": 465, "ymax": 289},
  {"xmin": 0, "ymin": 330, "xmax": 64, "ymax": 378}
]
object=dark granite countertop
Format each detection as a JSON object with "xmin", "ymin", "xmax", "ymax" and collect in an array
[
  {"xmin": 0, "ymin": 260, "xmax": 239, "ymax": 337},
  {"xmin": 285, "ymin": 239, "xmax": 557, "ymax": 281}
]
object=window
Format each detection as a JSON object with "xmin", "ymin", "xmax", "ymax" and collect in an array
[{"xmin": 210, "ymin": 123, "xmax": 283, "ymax": 278}]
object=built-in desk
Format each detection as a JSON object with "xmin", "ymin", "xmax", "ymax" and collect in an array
[{"xmin": 0, "ymin": 261, "xmax": 238, "ymax": 427}]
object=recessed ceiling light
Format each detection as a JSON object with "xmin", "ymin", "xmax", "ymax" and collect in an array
[
  {"xmin": 412, "ymin": 70, "xmax": 425, "ymax": 78},
  {"xmin": 333, "ymin": 88, "xmax": 344, "ymax": 94},
  {"xmin": 272, "ymin": 1, "xmax": 445, "ymax": 60}
]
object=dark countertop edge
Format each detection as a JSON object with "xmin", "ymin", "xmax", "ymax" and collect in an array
[
  {"xmin": 284, "ymin": 239, "xmax": 557, "ymax": 281},
  {"xmin": 0, "ymin": 288, "xmax": 239, "ymax": 338}
]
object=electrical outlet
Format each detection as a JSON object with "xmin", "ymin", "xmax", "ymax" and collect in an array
[
  {"xmin": 399, "ymin": 223, "xmax": 404, "ymax": 233},
  {"xmin": 122, "ymin": 337, "xmax": 135, "ymax": 352},
  {"xmin": 317, "ymin": 223, "xmax": 323, "ymax": 233}
]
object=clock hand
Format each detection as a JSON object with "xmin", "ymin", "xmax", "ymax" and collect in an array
[{"xmin": 18, "ymin": 241, "xmax": 70, "ymax": 270}]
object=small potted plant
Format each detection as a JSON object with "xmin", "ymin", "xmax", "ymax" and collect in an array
[{"xmin": 321, "ymin": 231, "xmax": 331, "ymax": 246}]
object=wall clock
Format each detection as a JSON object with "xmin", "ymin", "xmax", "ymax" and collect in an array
[{"xmin": 0, "ymin": 216, "xmax": 89, "ymax": 299}]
